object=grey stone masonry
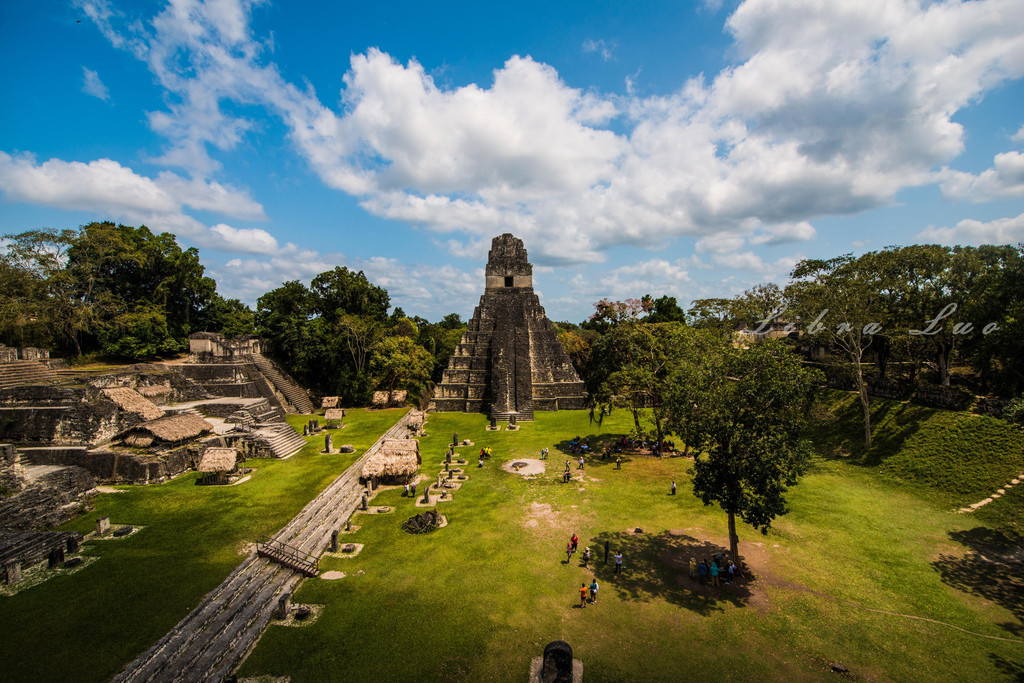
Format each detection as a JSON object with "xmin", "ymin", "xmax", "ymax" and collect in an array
[{"xmin": 433, "ymin": 233, "xmax": 586, "ymax": 420}]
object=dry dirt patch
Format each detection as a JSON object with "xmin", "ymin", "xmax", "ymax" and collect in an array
[{"xmin": 502, "ymin": 458, "xmax": 546, "ymax": 477}]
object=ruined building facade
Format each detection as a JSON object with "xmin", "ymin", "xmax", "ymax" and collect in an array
[{"xmin": 432, "ymin": 234, "xmax": 586, "ymax": 421}]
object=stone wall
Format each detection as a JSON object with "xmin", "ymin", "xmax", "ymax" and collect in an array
[{"xmin": 0, "ymin": 464, "xmax": 95, "ymax": 532}]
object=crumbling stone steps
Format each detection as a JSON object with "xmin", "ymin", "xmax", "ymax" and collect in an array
[
  {"xmin": 256, "ymin": 425, "xmax": 306, "ymax": 458},
  {"xmin": 250, "ymin": 355, "xmax": 314, "ymax": 414},
  {"xmin": 113, "ymin": 410, "xmax": 418, "ymax": 682},
  {"xmin": 0, "ymin": 361, "xmax": 58, "ymax": 390}
]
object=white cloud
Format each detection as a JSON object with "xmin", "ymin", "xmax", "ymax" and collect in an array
[
  {"xmin": 917, "ymin": 211, "xmax": 1024, "ymax": 245},
  {"xmin": 941, "ymin": 151, "xmax": 1024, "ymax": 202},
  {"xmin": 77, "ymin": 0, "xmax": 1024, "ymax": 268},
  {"xmin": 0, "ymin": 151, "xmax": 275, "ymax": 254},
  {"xmin": 81, "ymin": 67, "xmax": 110, "ymax": 101},
  {"xmin": 582, "ymin": 39, "xmax": 616, "ymax": 61}
]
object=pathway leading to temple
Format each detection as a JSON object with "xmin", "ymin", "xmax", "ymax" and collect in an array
[{"xmin": 112, "ymin": 410, "xmax": 421, "ymax": 683}]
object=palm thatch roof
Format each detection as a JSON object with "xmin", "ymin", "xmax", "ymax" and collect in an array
[
  {"xmin": 198, "ymin": 447, "xmax": 237, "ymax": 472},
  {"xmin": 137, "ymin": 384, "xmax": 172, "ymax": 399},
  {"xmin": 324, "ymin": 408, "xmax": 345, "ymax": 422},
  {"xmin": 321, "ymin": 396, "xmax": 340, "ymax": 409},
  {"xmin": 103, "ymin": 387, "xmax": 165, "ymax": 421},
  {"xmin": 123, "ymin": 413, "xmax": 213, "ymax": 444},
  {"xmin": 361, "ymin": 438, "xmax": 421, "ymax": 481},
  {"xmin": 389, "ymin": 390, "xmax": 408, "ymax": 405},
  {"xmin": 371, "ymin": 391, "xmax": 389, "ymax": 408}
]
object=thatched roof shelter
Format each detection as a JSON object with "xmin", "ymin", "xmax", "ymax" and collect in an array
[
  {"xmin": 371, "ymin": 391, "xmax": 389, "ymax": 408},
  {"xmin": 389, "ymin": 390, "xmax": 408, "ymax": 406},
  {"xmin": 324, "ymin": 408, "xmax": 345, "ymax": 422},
  {"xmin": 137, "ymin": 384, "xmax": 172, "ymax": 399},
  {"xmin": 321, "ymin": 396, "xmax": 340, "ymax": 409},
  {"xmin": 121, "ymin": 413, "xmax": 213, "ymax": 446},
  {"xmin": 361, "ymin": 439, "xmax": 421, "ymax": 483},
  {"xmin": 198, "ymin": 447, "xmax": 238, "ymax": 473},
  {"xmin": 103, "ymin": 387, "xmax": 165, "ymax": 421}
]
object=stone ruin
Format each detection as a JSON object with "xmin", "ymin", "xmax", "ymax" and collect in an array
[
  {"xmin": 0, "ymin": 336, "xmax": 318, "ymax": 533},
  {"xmin": 432, "ymin": 234, "xmax": 586, "ymax": 421},
  {"xmin": 401, "ymin": 508, "xmax": 443, "ymax": 534}
]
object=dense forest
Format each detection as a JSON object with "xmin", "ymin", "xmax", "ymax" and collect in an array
[{"xmin": 2, "ymin": 223, "xmax": 1023, "ymax": 422}]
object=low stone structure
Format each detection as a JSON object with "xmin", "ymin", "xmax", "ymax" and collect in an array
[{"xmin": 432, "ymin": 234, "xmax": 586, "ymax": 421}]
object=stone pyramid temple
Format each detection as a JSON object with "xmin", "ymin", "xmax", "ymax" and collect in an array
[{"xmin": 432, "ymin": 233, "xmax": 587, "ymax": 421}]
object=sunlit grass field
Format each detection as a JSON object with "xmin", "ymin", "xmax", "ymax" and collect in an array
[{"xmin": 236, "ymin": 409, "xmax": 1024, "ymax": 682}]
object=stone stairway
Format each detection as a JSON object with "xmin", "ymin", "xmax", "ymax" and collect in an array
[
  {"xmin": 112, "ymin": 410, "xmax": 418, "ymax": 683},
  {"xmin": 253, "ymin": 423, "xmax": 306, "ymax": 459},
  {"xmin": 250, "ymin": 355, "xmax": 313, "ymax": 414},
  {"xmin": 0, "ymin": 361, "xmax": 58, "ymax": 390}
]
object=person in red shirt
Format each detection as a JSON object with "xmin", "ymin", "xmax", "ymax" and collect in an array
[{"xmin": 570, "ymin": 534, "xmax": 578, "ymax": 552}]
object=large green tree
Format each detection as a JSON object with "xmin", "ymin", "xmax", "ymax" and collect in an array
[
  {"xmin": 789, "ymin": 254, "xmax": 886, "ymax": 448},
  {"xmin": 664, "ymin": 340, "xmax": 823, "ymax": 561}
]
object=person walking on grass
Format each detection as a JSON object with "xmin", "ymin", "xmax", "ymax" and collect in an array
[
  {"xmin": 582, "ymin": 547, "xmax": 591, "ymax": 568},
  {"xmin": 689, "ymin": 556, "xmax": 697, "ymax": 579},
  {"xmin": 578, "ymin": 456, "xmax": 585, "ymax": 470},
  {"xmin": 403, "ymin": 482, "xmax": 409, "ymax": 497},
  {"xmin": 614, "ymin": 551, "xmax": 623, "ymax": 574},
  {"xmin": 671, "ymin": 480, "xmax": 676, "ymax": 495},
  {"xmin": 710, "ymin": 559, "xmax": 720, "ymax": 587},
  {"xmin": 590, "ymin": 579, "xmax": 599, "ymax": 604},
  {"xmin": 571, "ymin": 534, "xmax": 579, "ymax": 553},
  {"xmin": 410, "ymin": 483, "xmax": 416, "ymax": 498},
  {"xmin": 566, "ymin": 542, "xmax": 573, "ymax": 563},
  {"xmin": 579, "ymin": 583, "xmax": 588, "ymax": 608},
  {"xmin": 616, "ymin": 456, "xmax": 621, "ymax": 470}
]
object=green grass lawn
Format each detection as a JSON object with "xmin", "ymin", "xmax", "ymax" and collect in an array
[
  {"xmin": 812, "ymin": 390, "xmax": 1024, "ymax": 532},
  {"xmin": 236, "ymin": 409, "xmax": 1024, "ymax": 682},
  {"xmin": 0, "ymin": 407, "xmax": 407, "ymax": 683}
]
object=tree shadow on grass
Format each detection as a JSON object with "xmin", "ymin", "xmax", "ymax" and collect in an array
[
  {"xmin": 932, "ymin": 527, "xmax": 1024, "ymax": 633},
  {"xmin": 810, "ymin": 395, "xmax": 928, "ymax": 466},
  {"xmin": 587, "ymin": 530, "xmax": 752, "ymax": 616},
  {"xmin": 552, "ymin": 433, "xmax": 661, "ymax": 470},
  {"xmin": 989, "ymin": 653, "xmax": 1024, "ymax": 682}
]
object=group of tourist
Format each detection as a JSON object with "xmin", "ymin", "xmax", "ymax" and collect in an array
[
  {"xmin": 565, "ymin": 436, "xmax": 592, "ymax": 454},
  {"xmin": 689, "ymin": 553, "xmax": 737, "ymax": 586}
]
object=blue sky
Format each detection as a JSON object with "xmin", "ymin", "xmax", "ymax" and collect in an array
[{"xmin": 1, "ymin": 0, "xmax": 1023, "ymax": 323}]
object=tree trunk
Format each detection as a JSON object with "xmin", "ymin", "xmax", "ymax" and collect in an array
[
  {"xmin": 937, "ymin": 344, "xmax": 950, "ymax": 386},
  {"xmin": 856, "ymin": 363, "xmax": 872, "ymax": 449},
  {"xmin": 727, "ymin": 511, "xmax": 739, "ymax": 567}
]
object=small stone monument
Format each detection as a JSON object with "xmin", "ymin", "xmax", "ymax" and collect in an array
[
  {"xmin": 361, "ymin": 493, "xmax": 368, "ymax": 510},
  {"xmin": 422, "ymin": 486, "xmax": 430, "ymax": 503},
  {"xmin": 489, "ymin": 416, "xmax": 498, "ymax": 430},
  {"xmin": 5, "ymin": 560, "xmax": 21, "ymax": 585},
  {"xmin": 446, "ymin": 450, "xmax": 452, "ymax": 464},
  {"xmin": 531, "ymin": 640, "xmax": 581, "ymax": 683},
  {"xmin": 277, "ymin": 592, "xmax": 291, "ymax": 619},
  {"xmin": 510, "ymin": 414, "xmax": 517, "ymax": 426},
  {"xmin": 303, "ymin": 424, "xmax": 309, "ymax": 436},
  {"xmin": 345, "ymin": 519, "xmax": 351, "ymax": 531},
  {"xmin": 452, "ymin": 432, "xmax": 459, "ymax": 447},
  {"xmin": 66, "ymin": 536, "xmax": 79, "ymax": 553},
  {"xmin": 324, "ymin": 434, "xmax": 333, "ymax": 453},
  {"xmin": 96, "ymin": 517, "xmax": 110, "ymax": 535},
  {"xmin": 330, "ymin": 529, "xmax": 339, "ymax": 553},
  {"xmin": 48, "ymin": 547, "xmax": 65, "ymax": 568}
]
